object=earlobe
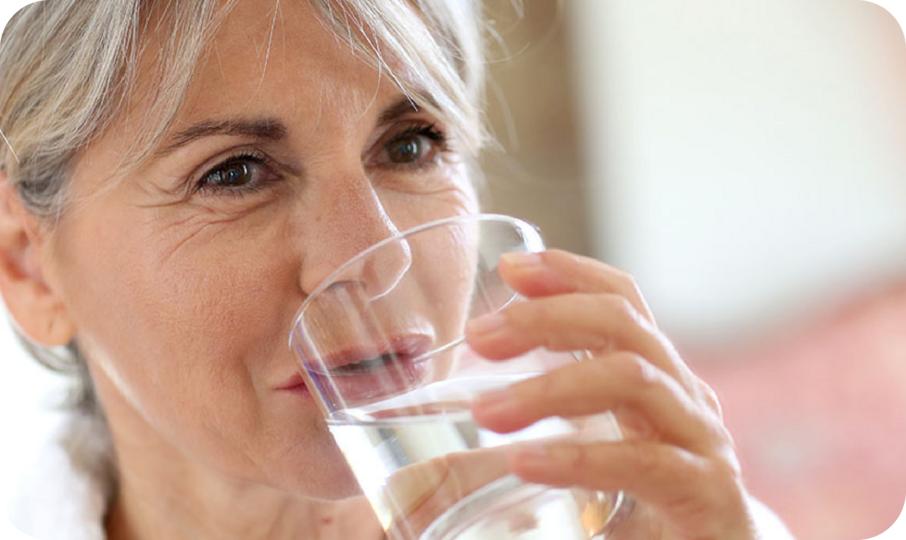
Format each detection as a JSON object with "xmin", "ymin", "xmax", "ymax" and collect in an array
[{"xmin": 0, "ymin": 171, "xmax": 76, "ymax": 347}]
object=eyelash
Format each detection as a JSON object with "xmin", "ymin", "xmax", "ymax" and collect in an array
[
  {"xmin": 192, "ymin": 150, "xmax": 279, "ymax": 198},
  {"xmin": 381, "ymin": 122, "xmax": 450, "ymax": 171},
  {"xmin": 190, "ymin": 122, "xmax": 451, "ymax": 198},
  {"xmin": 390, "ymin": 123, "xmax": 449, "ymax": 156}
]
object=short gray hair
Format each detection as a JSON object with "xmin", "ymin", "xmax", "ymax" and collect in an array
[{"xmin": 0, "ymin": 0, "xmax": 487, "ymax": 412}]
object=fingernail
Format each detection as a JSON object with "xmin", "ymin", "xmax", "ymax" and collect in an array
[
  {"xmin": 474, "ymin": 388, "xmax": 518, "ymax": 417},
  {"xmin": 466, "ymin": 312, "xmax": 507, "ymax": 336},
  {"xmin": 501, "ymin": 251, "xmax": 543, "ymax": 268}
]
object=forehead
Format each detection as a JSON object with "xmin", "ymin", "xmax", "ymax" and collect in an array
[{"xmin": 147, "ymin": 0, "xmax": 394, "ymax": 135}]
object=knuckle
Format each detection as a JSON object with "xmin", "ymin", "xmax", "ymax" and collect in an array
[
  {"xmin": 606, "ymin": 294, "xmax": 635, "ymax": 317},
  {"xmin": 582, "ymin": 354, "xmax": 612, "ymax": 380},
  {"xmin": 539, "ymin": 322, "xmax": 565, "ymax": 350},
  {"xmin": 562, "ymin": 293, "xmax": 604, "ymax": 340},
  {"xmin": 704, "ymin": 460, "xmax": 748, "ymax": 516},
  {"xmin": 612, "ymin": 268, "xmax": 639, "ymax": 294},
  {"xmin": 578, "ymin": 357, "xmax": 620, "ymax": 394},
  {"xmin": 610, "ymin": 351, "xmax": 661, "ymax": 391},
  {"xmin": 703, "ymin": 387, "xmax": 724, "ymax": 420},
  {"xmin": 602, "ymin": 294, "xmax": 640, "ymax": 329},
  {"xmin": 712, "ymin": 445, "xmax": 743, "ymax": 479},
  {"xmin": 698, "ymin": 417, "xmax": 736, "ymax": 454},
  {"xmin": 660, "ymin": 448, "xmax": 698, "ymax": 490},
  {"xmin": 598, "ymin": 264, "xmax": 643, "ymax": 302},
  {"xmin": 630, "ymin": 442, "xmax": 663, "ymax": 478}
]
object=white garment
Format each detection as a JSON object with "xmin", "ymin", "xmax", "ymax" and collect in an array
[
  {"xmin": 4, "ymin": 412, "xmax": 795, "ymax": 540},
  {"xmin": 7, "ymin": 412, "xmax": 114, "ymax": 540}
]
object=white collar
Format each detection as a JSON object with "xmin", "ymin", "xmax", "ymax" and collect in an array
[{"xmin": 8, "ymin": 412, "xmax": 114, "ymax": 540}]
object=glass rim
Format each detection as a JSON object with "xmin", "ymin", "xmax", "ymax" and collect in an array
[{"xmin": 287, "ymin": 212, "xmax": 541, "ymax": 351}]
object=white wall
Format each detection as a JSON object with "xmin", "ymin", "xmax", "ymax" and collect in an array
[{"xmin": 569, "ymin": 0, "xmax": 906, "ymax": 342}]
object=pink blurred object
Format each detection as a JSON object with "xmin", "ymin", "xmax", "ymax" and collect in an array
[{"xmin": 690, "ymin": 283, "xmax": 906, "ymax": 540}]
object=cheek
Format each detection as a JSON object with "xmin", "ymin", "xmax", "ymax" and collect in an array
[
  {"xmin": 53, "ymin": 166, "xmax": 479, "ymax": 491},
  {"xmin": 63, "ymin": 209, "xmax": 307, "ymax": 466},
  {"xmin": 407, "ymin": 219, "xmax": 480, "ymax": 349},
  {"xmin": 434, "ymin": 233, "xmax": 478, "ymax": 330},
  {"xmin": 132, "ymin": 246, "xmax": 262, "ymax": 352},
  {"xmin": 383, "ymin": 170, "xmax": 479, "ymax": 339},
  {"xmin": 381, "ymin": 163, "xmax": 480, "ymax": 228}
]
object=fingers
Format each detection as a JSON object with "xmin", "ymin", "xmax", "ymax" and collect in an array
[
  {"xmin": 472, "ymin": 352, "xmax": 725, "ymax": 455},
  {"xmin": 469, "ymin": 249, "xmax": 750, "ymax": 537},
  {"xmin": 507, "ymin": 440, "xmax": 749, "ymax": 539},
  {"xmin": 499, "ymin": 249, "xmax": 656, "ymax": 324},
  {"xmin": 383, "ymin": 448, "xmax": 510, "ymax": 538},
  {"xmin": 491, "ymin": 249, "xmax": 720, "ymax": 415},
  {"xmin": 467, "ymin": 292, "xmax": 652, "ymax": 357},
  {"xmin": 466, "ymin": 291, "xmax": 692, "ymax": 392}
]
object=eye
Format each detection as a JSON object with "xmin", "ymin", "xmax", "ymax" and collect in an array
[
  {"xmin": 387, "ymin": 136, "xmax": 424, "ymax": 164},
  {"xmin": 194, "ymin": 151, "xmax": 281, "ymax": 197},
  {"xmin": 207, "ymin": 161, "xmax": 253, "ymax": 187},
  {"xmin": 376, "ymin": 123, "xmax": 449, "ymax": 169}
]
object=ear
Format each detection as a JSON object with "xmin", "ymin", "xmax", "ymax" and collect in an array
[{"xmin": 0, "ymin": 170, "xmax": 76, "ymax": 347}]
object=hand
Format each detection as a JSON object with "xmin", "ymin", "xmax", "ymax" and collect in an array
[{"xmin": 464, "ymin": 249, "xmax": 763, "ymax": 540}]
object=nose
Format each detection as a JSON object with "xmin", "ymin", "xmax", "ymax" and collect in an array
[{"xmin": 298, "ymin": 176, "xmax": 412, "ymax": 301}]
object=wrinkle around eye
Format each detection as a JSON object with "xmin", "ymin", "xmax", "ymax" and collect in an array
[
  {"xmin": 370, "ymin": 159, "xmax": 469, "ymax": 196},
  {"xmin": 155, "ymin": 199, "xmax": 273, "ymax": 266}
]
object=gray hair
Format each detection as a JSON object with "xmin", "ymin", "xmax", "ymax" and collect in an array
[{"xmin": 0, "ymin": 0, "xmax": 487, "ymax": 412}]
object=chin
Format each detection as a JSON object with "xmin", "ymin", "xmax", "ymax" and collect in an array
[
  {"xmin": 268, "ymin": 440, "xmax": 363, "ymax": 500},
  {"xmin": 286, "ymin": 466, "xmax": 363, "ymax": 501},
  {"xmin": 306, "ymin": 476, "xmax": 364, "ymax": 501}
]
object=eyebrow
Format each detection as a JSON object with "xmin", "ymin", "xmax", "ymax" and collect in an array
[
  {"xmin": 378, "ymin": 97, "xmax": 422, "ymax": 125},
  {"xmin": 154, "ymin": 118, "xmax": 288, "ymax": 158},
  {"xmin": 153, "ymin": 97, "xmax": 429, "ymax": 159}
]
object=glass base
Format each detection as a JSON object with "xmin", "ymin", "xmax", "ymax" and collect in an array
[{"xmin": 418, "ymin": 475, "xmax": 626, "ymax": 540}]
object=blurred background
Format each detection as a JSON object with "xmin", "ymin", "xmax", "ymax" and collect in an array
[
  {"xmin": 479, "ymin": 1, "xmax": 906, "ymax": 538},
  {"xmin": 1, "ymin": 1, "xmax": 905, "ymax": 539}
]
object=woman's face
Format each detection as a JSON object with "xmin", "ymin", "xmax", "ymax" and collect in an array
[{"xmin": 45, "ymin": 0, "xmax": 476, "ymax": 498}]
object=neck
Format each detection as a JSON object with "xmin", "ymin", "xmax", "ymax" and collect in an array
[
  {"xmin": 94, "ymin": 380, "xmax": 379, "ymax": 540},
  {"xmin": 104, "ymin": 467, "xmax": 373, "ymax": 540}
]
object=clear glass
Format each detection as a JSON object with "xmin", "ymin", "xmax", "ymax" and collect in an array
[{"xmin": 289, "ymin": 213, "xmax": 627, "ymax": 540}]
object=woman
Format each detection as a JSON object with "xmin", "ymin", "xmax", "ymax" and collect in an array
[{"xmin": 0, "ymin": 1, "xmax": 790, "ymax": 538}]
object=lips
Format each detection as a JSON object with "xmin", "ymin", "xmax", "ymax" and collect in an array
[
  {"xmin": 280, "ymin": 333, "xmax": 434, "ymax": 402},
  {"xmin": 276, "ymin": 373, "xmax": 308, "ymax": 392},
  {"xmin": 313, "ymin": 333, "xmax": 433, "ymax": 375}
]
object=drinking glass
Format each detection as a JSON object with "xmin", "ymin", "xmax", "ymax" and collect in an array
[{"xmin": 289, "ymin": 213, "xmax": 628, "ymax": 539}]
